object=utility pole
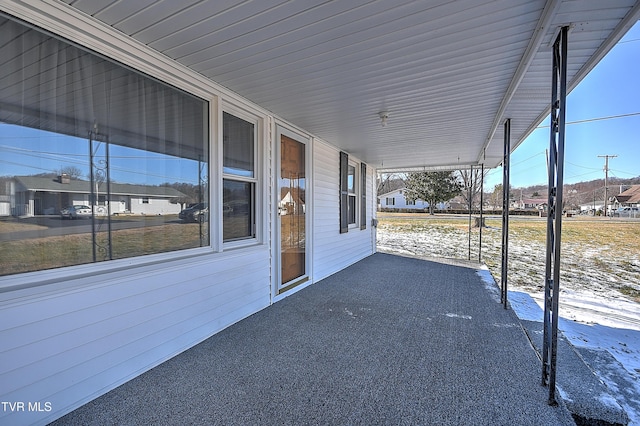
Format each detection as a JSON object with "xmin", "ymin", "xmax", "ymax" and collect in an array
[{"xmin": 598, "ymin": 155, "xmax": 617, "ymax": 216}]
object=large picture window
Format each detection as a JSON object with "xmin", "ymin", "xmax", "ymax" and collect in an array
[
  {"xmin": 223, "ymin": 112, "xmax": 256, "ymax": 242},
  {"xmin": 0, "ymin": 16, "xmax": 209, "ymax": 276}
]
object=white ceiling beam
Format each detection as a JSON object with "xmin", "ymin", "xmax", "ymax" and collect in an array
[{"xmin": 477, "ymin": 0, "xmax": 561, "ymax": 165}]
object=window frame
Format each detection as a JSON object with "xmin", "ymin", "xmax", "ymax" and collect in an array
[
  {"xmin": 339, "ymin": 151, "xmax": 367, "ymax": 233},
  {"xmin": 0, "ymin": 7, "xmax": 217, "ymax": 289},
  {"xmin": 219, "ymin": 103, "xmax": 263, "ymax": 249},
  {"xmin": 347, "ymin": 161, "xmax": 358, "ymax": 228}
]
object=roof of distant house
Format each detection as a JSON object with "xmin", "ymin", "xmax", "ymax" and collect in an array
[
  {"xmin": 14, "ymin": 176, "xmax": 187, "ymax": 198},
  {"xmin": 614, "ymin": 185, "xmax": 640, "ymax": 204},
  {"xmin": 521, "ymin": 198, "xmax": 548, "ymax": 205}
]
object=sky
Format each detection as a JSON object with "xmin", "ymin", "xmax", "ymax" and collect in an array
[{"xmin": 485, "ymin": 20, "xmax": 640, "ymax": 191}]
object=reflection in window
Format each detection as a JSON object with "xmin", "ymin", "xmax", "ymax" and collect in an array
[
  {"xmin": 223, "ymin": 112, "xmax": 254, "ymax": 177},
  {"xmin": 222, "ymin": 112, "xmax": 256, "ymax": 242},
  {"xmin": 0, "ymin": 16, "xmax": 209, "ymax": 277},
  {"xmin": 223, "ymin": 180, "xmax": 253, "ymax": 241}
]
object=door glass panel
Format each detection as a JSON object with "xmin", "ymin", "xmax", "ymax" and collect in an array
[{"xmin": 280, "ymin": 135, "xmax": 305, "ymax": 285}]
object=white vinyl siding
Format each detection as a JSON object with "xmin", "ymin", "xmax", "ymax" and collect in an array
[
  {"xmin": 0, "ymin": 247, "xmax": 270, "ymax": 426},
  {"xmin": 312, "ymin": 140, "xmax": 375, "ymax": 282}
]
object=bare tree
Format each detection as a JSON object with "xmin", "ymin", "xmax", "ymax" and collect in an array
[
  {"xmin": 377, "ymin": 172, "xmax": 405, "ymax": 195},
  {"xmin": 59, "ymin": 166, "xmax": 83, "ymax": 180},
  {"xmin": 490, "ymin": 184, "xmax": 504, "ymax": 210},
  {"xmin": 457, "ymin": 168, "xmax": 489, "ymax": 210}
]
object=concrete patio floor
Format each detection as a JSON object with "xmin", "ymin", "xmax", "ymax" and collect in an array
[{"xmin": 52, "ymin": 252, "xmax": 575, "ymax": 425}]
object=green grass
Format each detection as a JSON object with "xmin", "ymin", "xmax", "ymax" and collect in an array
[{"xmin": 0, "ymin": 222, "xmax": 208, "ymax": 276}]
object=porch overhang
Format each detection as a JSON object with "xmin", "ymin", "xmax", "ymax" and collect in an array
[{"xmin": 5, "ymin": 0, "xmax": 639, "ymax": 172}]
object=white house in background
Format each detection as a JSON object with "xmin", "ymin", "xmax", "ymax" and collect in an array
[
  {"xmin": 11, "ymin": 175, "xmax": 186, "ymax": 217},
  {"xmin": 512, "ymin": 198, "xmax": 548, "ymax": 210},
  {"xmin": 378, "ymin": 189, "xmax": 450, "ymax": 211},
  {"xmin": 1, "ymin": 2, "xmax": 637, "ymax": 425},
  {"xmin": 378, "ymin": 189, "xmax": 429, "ymax": 210}
]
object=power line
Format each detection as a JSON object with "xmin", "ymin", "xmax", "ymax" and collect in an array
[
  {"xmin": 609, "ymin": 168, "xmax": 639, "ymax": 177},
  {"xmin": 537, "ymin": 112, "xmax": 640, "ymax": 128},
  {"xmin": 619, "ymin": 37, "xmax": 640, "ymax": 44},
  {"xmin": 566, "ymin": 160, "xmax": 601, "ymax": 171}
]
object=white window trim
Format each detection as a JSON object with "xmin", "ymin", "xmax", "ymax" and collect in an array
[
  {"xmin": 219, "ymin": 101, "xmax": 265, "ymax": 250},
  {"xmin": 348, "ymin": 160, "xmax": 359, "ymax": 229}
]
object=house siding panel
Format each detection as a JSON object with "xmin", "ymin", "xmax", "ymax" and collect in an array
[
  {"xmin": 312, "ymin": 140, "xmax": 375, "ymax": 282},
  {"xmin": 0, "ymin": 246, "xmax": 270, "ymax": 426}
]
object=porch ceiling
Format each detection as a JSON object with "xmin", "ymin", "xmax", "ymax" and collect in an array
[{"xmin": 60, "ymin": 0, "xmax": 640, "ymax": 171}]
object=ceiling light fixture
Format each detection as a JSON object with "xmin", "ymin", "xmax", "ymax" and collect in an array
[{"xmin": 378, "ymin": 111, "xmax": 389, "ymax": 127}]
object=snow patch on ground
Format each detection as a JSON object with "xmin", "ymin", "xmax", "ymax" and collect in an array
[
  {"xmin": 508, "ymin": 291, "xmax": 640, "ymax": 425},
  {"xmin": 475, "ymin": 266, "xmax": 501, "ymax": 303},
  {"xmin": 445, "ymin": 313, "xmax": 472, "ymax": 320}
]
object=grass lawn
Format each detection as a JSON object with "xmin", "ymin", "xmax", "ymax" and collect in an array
[
  {"xmin": 376, "ymin": 213, "xmax": 640, "ymax": 302},
  {"xmin": 0, "ymin": 221, "xmax": 208, "ymax": 276}
]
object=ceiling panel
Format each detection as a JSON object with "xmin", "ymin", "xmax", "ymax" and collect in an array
[{"xmin": 58, "ymin": 0, "xmax": 640, "ymax": 171}]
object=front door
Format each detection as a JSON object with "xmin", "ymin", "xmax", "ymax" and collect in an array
[{"xmin": 278, "ymin": 131, "xmax": 307, "ymax": 293}]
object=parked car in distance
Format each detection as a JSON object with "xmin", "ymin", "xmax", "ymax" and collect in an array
[
  {"xmin": 60, "ymin": 205, "xmax": 92, "ymax": 219},
  {"xmin": 179, "ymin": 203, "xmax": 208, "ymax": 223},
  {"xmin": 614, "ymin": 206, "xmax": 639, "ymax": 217}
]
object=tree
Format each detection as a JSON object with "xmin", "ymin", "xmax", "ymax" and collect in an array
[
  {"xmin": 377, "ymin": 172, "xmax": 405, "ymax": 195},
  {"xmin": 491, "ymin": 184, "xmax": 503, "ymax": 210},
  {"xmin": 59, "ymin": 166, "xmax": 83, "ymax": 180},
  {"xmin": 404, "ymin": 171, "xmax": 462, "ymax": 214},
  {"xmin": 162, "ymin": 182, "xmax": 205, "ymax": 209},
  {"xmin": 457, "ymin": 168, "xmax": 489, "ymax": 210}
]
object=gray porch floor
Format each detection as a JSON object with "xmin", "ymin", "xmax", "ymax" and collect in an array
[{"xmin": 52, "ymin": 252, "xmax": 575, "ymax": 425}]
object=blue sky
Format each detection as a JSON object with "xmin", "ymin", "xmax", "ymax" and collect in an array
[
  {"xmin": 485, "ymin": 20, "xmax": 640, "ymax": 190},
  {"xmin": 0, "ymin": 124, "xmax": 202, "ymax": 186}
]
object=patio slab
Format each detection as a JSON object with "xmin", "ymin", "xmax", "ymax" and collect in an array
[{"xmin": 52, "ymin": 252, "xmax": 575, "ymax": 425}]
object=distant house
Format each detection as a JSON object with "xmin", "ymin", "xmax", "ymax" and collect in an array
[
  {"xmin": 512, "ymin": 198, "xmax": 547, "ymax": 210},
  {"xmin": 9, "ymin": 175, "xmax": 187, "ymax": 217},
  {"xmin": 378, "ymin": 189, "xmax": 429, "ymax": 210},
  {"xmin": 377, "ymin": 188, "xmax": 450, "ymax": 211},
  {"xmin": 579, "ymin": 203, "xmax": 604, "ymax": 214},
  {"xmin": 613, "ymin": 185, "xmax": 640, "ymax": 208},
  {"xmin": 279, "ymin": 188, "xmax": 305, "ymax": 215}
]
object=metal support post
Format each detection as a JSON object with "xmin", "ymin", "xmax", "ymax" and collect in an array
[
  {"xmin": 500, "ymin": 119, "xmax": 510, "ymax": 309},
  {"xmin": 468, "ymin": 165, "xmax": 473, "ymax": 261},
  {"xmin": 542, "ymin": 26, "xmax": 569, "ymax": 406},
  {"xmin": 479, "ymin": 163, "xmax": 484, "ymax": 263}
]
